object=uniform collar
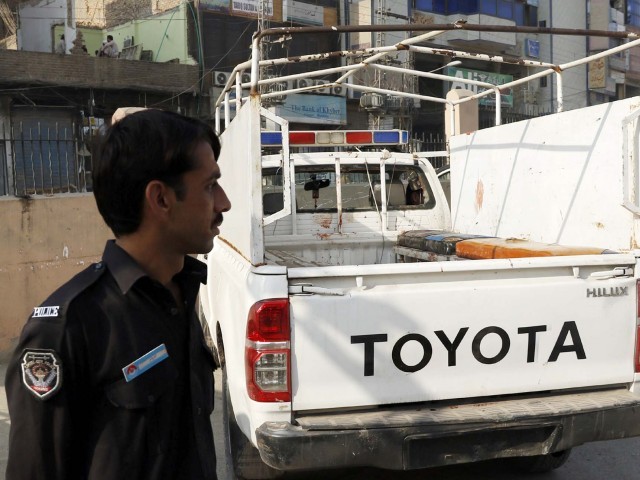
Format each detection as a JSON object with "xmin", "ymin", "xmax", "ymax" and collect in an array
[{"xmin": 102, "ymin": 240, "xmax": 207, "ymax": 295}]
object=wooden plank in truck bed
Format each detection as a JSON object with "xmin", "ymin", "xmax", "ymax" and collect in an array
[{"xmin": 265, "ymin": 249, "xmax": 328, "ymax": 268}]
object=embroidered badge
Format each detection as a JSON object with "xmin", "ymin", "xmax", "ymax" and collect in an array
[
  {"xmin": 122, "ymin": 344, "xmax": 169, "ymax": 382},
  {"xmin": 32, "ymin": 306, "xmax": 60, "ymax": 318},
  {"xmin": 21, "ymin": 350, "xmax": 62, "ymax": 400}
]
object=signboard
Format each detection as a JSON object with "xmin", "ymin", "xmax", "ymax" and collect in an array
[
  {"xmin": 588, "ymin": 57, "xmax": 607, "ymax": 90},
  {"xmin": 525, "ymin": 38, "xmax": 540, "ymax": 58},
  {"xmin": 200, "ymin": 0, "xmax": 230, "ymax": 12},
  {"xmin": 285, "ymin": 0, "xmax": 323, "ymax": 25},
  {"xmin": 274, "ymin": 93, "xmax": 347, "ymax": 125},
  {"xmin": 232, "ymin": 0, "xmax": 273, "ymax": 17},
  {"xmin": 445, "ymin": 67, "xmax": 514, "ymax": 107}
]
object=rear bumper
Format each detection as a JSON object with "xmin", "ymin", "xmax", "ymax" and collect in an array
[{"xmin": 256, "ymin": 388, "xmax": 640, "ymax": 471}]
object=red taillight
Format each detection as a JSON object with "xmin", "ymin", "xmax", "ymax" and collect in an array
[
  {"xmin": 636, "ymin": 326, "xmax": 640, "ymax": 373},
  {"xmin": 245, "ymin": 299, "xmax": 291, "ymax": 402}
]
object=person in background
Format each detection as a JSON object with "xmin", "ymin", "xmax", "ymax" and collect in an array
[
  {"xmin": 5, "ymin": 108, "xmax": 231, "ymax": 479},
  {"xmin": 55, "ymin": 34, "xmax": 66, "ymax": 55},
  {"xmin": 99, "ymin": 35, "xmax": 119, "ymax": 58}
]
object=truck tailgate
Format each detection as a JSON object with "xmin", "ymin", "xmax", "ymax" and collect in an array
[{"xmin": 288, "ymin": 255, "xmax": 638, "ymax": 411}]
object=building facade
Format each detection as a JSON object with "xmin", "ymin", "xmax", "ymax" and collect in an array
[{"xmin": 1, "ymin": 0, "xmax": 640, "ymax": 195}]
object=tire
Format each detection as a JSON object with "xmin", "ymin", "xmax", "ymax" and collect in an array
[
  {"xmin": 508, "ymin": 449, "xmax": 572, "ymax": 474},
  {"xmin": 221, "ymin": 358, "xmax": 284, "ymax": 479}
]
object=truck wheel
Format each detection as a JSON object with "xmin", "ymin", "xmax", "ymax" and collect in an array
[
  {"xmin": 221, "ymin": 365, "xmax": 284, "ymax": 480},
  {"xmin": 508, "ymin": 449, "xmax": 572, "ymax": 473}
]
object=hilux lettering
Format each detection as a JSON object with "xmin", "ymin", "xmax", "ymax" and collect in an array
[
  {"xmin": 586, "ymin": 287, "xmax": 628, "ymax": 298},
  {"xmin": 351, "ymin": 321, "xmax": 586, "ymax": 377}
]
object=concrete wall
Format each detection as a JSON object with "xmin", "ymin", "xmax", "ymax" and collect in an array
[
  {"xmin": 0, "ymin": 49, "xmax": 200, "ymax": 93},
  {"xmin": 0, "ymin": 195, "xmax": 112, "ymax": 359},
  {"xmin": 16, "ymin": 0, "xmax": 66, "ymax": 52}
]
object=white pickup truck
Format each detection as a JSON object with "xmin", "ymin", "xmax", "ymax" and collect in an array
[{"xmin": 199, "ymin": 24, "xmax": 640, "ymax": 479}]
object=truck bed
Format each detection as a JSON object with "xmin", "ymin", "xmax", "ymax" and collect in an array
[
  {"xmin": 264, "ymin": 249, "xmax": 328, "ymax": 268},
  {"xmin": 264, "ymin": 233, "xmax": 398, "ymax": 267},
  {"xmin": 264, "ymin": 230, "xmax": 615, "ymax": 268}
]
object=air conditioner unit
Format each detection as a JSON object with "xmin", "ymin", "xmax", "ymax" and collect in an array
[
  {"xmin": 241, "ymin": 72, "xmax": 251, "ymax": 85},
  {"xmin": 360, "ymin": 93, "xmax": 385, "ymax": 110},
  {"xmin": 331, "ymin": 85, "xmax": 345, "ymax": 96},
  {"xmin": 313, "ymin": 79, "xmax": 330, "ymax": 94},
  {"xmin": 296, "ymin": 78, "xmax": 312, "ymax": 89},
  {"xmin": 214, "ymin": 71, "xmax": 230, "ymax": 86}
]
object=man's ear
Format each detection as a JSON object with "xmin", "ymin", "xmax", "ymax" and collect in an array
[{"xmin": 144, "ymin": 180, "xmax": 175, "ymax": 218}]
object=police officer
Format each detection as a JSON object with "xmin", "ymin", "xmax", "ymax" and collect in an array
[{"xmin": 5, "ymin": 109, "xmax": 231, "ymax": 479}]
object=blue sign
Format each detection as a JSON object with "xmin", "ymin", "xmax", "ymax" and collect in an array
[
  {"xmin": 525, "ymin": 38, "xmax": 540, "ymax": 59},
  {"xmin": 275, "ymin": 94, "xmax": 347, "ymax": 125}
]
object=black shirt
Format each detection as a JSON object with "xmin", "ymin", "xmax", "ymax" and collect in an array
[{"xmin": 5, "ymin": 240, "xmax": 217, "ymax": 480}]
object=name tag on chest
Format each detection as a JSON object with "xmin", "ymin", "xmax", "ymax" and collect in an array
[{"xmin": 122, "ymin": 344, "xmax": 169, "ymax": 382}]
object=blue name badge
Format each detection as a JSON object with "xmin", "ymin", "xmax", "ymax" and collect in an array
[{"xmin": 122, "ymin": 344, "xmax": 169, "ymax": 382}]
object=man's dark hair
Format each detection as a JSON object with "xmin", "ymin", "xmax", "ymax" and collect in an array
[
  {"xmin": 93, "ymin": 109, "xmax": 221, "ymax": 236},
  {"xmin": 107, "ymin": 35, "xmax": 113, "ymax": 41}
]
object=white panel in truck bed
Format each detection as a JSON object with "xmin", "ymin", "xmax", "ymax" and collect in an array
[{"xmin": 449, "ymin": 97, "xmax": 640, "ymax": 251}]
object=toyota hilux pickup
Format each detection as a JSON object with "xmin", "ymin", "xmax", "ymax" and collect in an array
[{"xmin": 199, "ymin": 23, "xmax": 640, "ymax": 479}]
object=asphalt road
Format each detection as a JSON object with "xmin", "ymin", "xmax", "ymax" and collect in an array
[{"xmin": 2, "ymin": 363, "xmax": 640, "ymax": 479}]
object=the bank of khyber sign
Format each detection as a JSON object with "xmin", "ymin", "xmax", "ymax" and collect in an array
[{"xmin": 275, "ymin": 93, "xmax": 347, "ymax": 126}]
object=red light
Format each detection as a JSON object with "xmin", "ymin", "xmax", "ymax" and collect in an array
[
  {"xmin": 637, "ymin": 279, "xmax": 640, "ymax": 318},
  {"xmin": 246, "ymin": 299, "xmax": 291, "ymax": 402},
  {"xmin": 246, "ymin": 299, "xmax": 289, "ymax": 342},
  {"xmin": 289, "ymin": 132, "xmax": 316, "ymax": 145},
  {"xmin": 635, "ymin": 326, "xmax": 640, "ymax": 373},
  {"xmin": 346, "ymin": 131, "xmax": 373, "ymax": 144}
]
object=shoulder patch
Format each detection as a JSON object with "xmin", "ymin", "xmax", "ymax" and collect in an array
[{"xmin": 20, "ymin": 349, "xmax": 62, "ymax": 400}]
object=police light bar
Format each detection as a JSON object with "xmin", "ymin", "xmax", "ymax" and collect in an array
[{"xmin": 261, "ymin": 130, "xmax": 409, "ymax": 147}]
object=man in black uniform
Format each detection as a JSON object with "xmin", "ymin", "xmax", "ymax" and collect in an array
[{"xmin": 5, "ymin": 109, "xmax": 231, "ymax": 479}]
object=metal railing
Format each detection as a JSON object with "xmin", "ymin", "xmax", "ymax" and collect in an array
[{"xmin": 213, "ymin": 23, "xmax": 640, "ymax": 136}]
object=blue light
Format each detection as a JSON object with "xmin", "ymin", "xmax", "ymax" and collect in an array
[
  {"xmin": 401, "ymin": 131, "xmax": 408, "ymax": 144},
  {"xmin": 373, "ymin": 131, "xmax": 399, "ymax": 144},
  {"xmin": 261, "ymin": 132, "xmax": 283, "ymax": 146}
]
